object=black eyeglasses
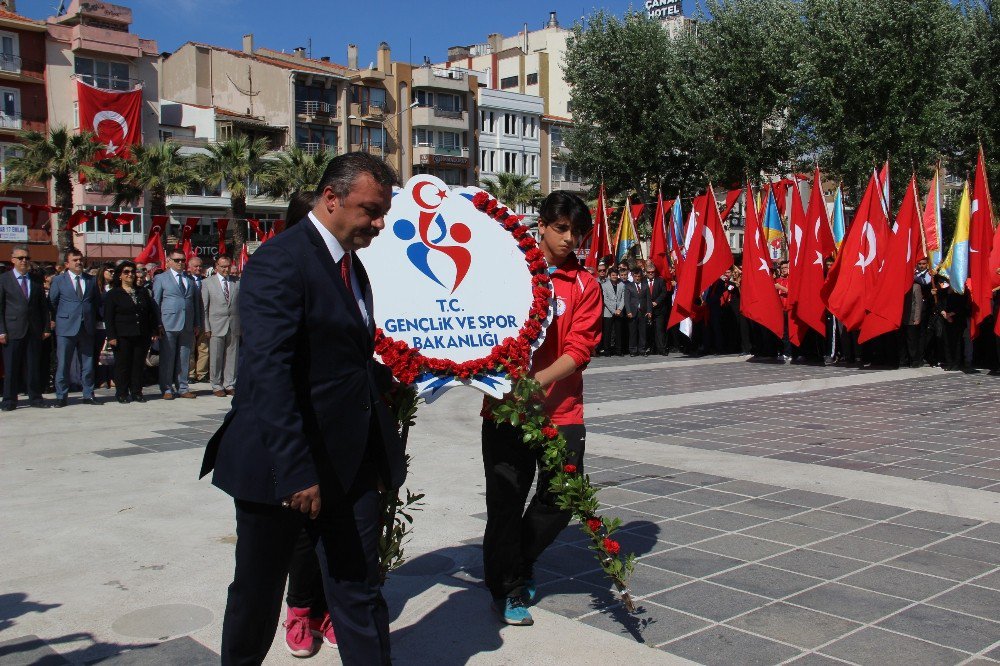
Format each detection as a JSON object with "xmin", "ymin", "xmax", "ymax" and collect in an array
[
  {"xmin": 170, "ymin": 257, "xmax": 184, "ymax": 262},
  {"xmin": 120, "ymin": 269, "xmax": 134, "ymax": 274},
  {"xmin": 12, "ymin": 255, "xmax": 29, "ymax": 261}
]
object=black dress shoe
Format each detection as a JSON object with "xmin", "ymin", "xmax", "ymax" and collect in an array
[
  {"xmin": 1, "ymin": 403, "xmax": 14, "ymax": 412},
  {"xmin": 53, "ymin": 397, "xmax": 67, "ymax": 408},
  {"xmin": 29, "ymin": 399, "xmax": 45, "ymax": 408},
  {"xmin": 132, "ymin": 394, "xmax": 147, "ymax": 403},
  {"xmin": 116, "ymin": 395, "xmax": 131, "ymax": 404},
  {"xmin": 82, "ymin": 397, "xmax": 101, "ymax": 406}
]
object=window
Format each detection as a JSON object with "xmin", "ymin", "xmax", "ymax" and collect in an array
[
  {"xmin": 526, "ymin": 72, "xmax": 538, "ymax": 86},
  {"xmin": 350, "ymin": 125, "xmax": 384, "ymax": 149},
  {"xmin": 530, "ymin": 155, "xmax": 538, "ymax": 177},
  {"xmin": 0, "ymin": 87, "xmax": 19, "ymax": 129},
  {"xmin": 500, "ymin": 75, "xmax": 518, "ymax": 90},
  {"xmin": 414, "ymin": 90, "xmax": 434, "ymax": 107},
  {"xmin": 522, "ymin": 154, "xmax": 528, "ymax": 175},
  {"xmin": 1, "ymin": 203, "xmax": 20, "ymax": 225},
  {"xmin": 480, "ymin": 110, "xmax": 496, "ymax": 133},
  {"xmin": 413, "ymin": 128, "xmax": 434, "ymax": 146},
  {"xmin": 504, "ymin": 151, "xmax": 517, "ymax": 173},
  {"xmin": 351, "ymin": 85, "xmax": 386, "ymax": 113},
  {"xmin": 186, "ymin": 181, "xmax": 222, "ymax": 197},
  {"xmin": 550, "ymin": 126, "xmax": 563, "ymax": 148},
  {"xmin": 436, "ymin": 93, "xmax": 462, "ymax": 112},
  {"xmin": 296, "ymin": 80, "xmax": 338, "ymax": 113},
  {"xmin": 0, "ymin": 142, "xmax": 23, "ymax": 184},
  {"xmin": 503, "ymin": 113, "xmax": 517, "ymax": 136},
  {"xmin": 297, "ymin": 124, "xmax": 339, "ymax": 152},
  {"xmin": 81, "ymin": 205, "xmax": 143, "ymax": 235},
  {"xmin": 74, "ymin": 57, "xmax": 131, "ymax": 91},
  {"xmin": 438, "ymin": 131, "xmax": 459, "ymax": 150},
  {"xmin": 523, "ymin": 116, "xmax": 537, "ymax": 139},
  {"xmin": 0, "ymin": 31, "xmax": 19, "ymax": 74}
]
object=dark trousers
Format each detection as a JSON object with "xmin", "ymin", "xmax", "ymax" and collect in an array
[
  {"xmin": 627, "ymin": 314, "xmax": 646, "ymax": 355},
  {"xmin": 902, "ymin": 324, "xmax": 926, "ymax": 367},
  {"xmin": 482, "ymin": 420, "xmax": 585, "ymax": 600},
  {"xmin": 601, "ymin": 316, "xmax": 619, "ymax": 355},
  {"xmin": 221, "ymin": 466, "xmax": 388, "ymax": 666},
  {"xmin": 652, "ymin": 310, "xmax": 669, "ymax": 354},
  {"xmin": 112, "ymin": 335, "xmax": 150, "ymax": 397},
  {"xmin": 2, "ymin": 333, "xmax": 41, "ymax": 406},
  {"xmin": 286, "ymin": 527, "xmax": 327, "ymax": 614}
]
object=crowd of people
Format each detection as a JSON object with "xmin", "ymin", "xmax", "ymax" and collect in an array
[
  {"xmin": 587, "ymin": 256, "xmax": 1000, "ymax": 374},
  {"xmin": 0, "ymin": 246, "xmax": 241, "ymax": 411}
]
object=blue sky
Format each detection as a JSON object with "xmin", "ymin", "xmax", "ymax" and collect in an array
[{"xmin": 22, "ymin": 0, "xmax": 694, "ymax": 66}]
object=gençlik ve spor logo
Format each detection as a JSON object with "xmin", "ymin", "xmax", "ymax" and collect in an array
[{"xmin": 392, "ymin": 181, "xmax": 472, "ymax": 293}]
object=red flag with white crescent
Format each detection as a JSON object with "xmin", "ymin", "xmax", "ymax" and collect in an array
[
  {"xmin": 135, "ymin": 216, "xmax": 167, "ymax": 266},
  {"xmin": 216, "ymin": 218, "xmax": 229, "ymax": 255},
  {"xmin": 76, "ymin": 80, "xmax": 142, "ymax": 160}
]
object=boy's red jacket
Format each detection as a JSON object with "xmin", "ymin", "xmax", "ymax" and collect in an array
[{"xmin": 531, "ymin": 254, "xmax": 602, "ymax": 425}]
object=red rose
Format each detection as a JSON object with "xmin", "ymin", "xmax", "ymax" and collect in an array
[
  {"xmin": 587, "ymin": 518, "xmax": 602, "ymax": 533},
  {"xmin": 542, "ymin": 426, "xmax": 560, "ymax": 440},
  {"xmin": 472, "ymin": 191, "xmax": 489, "ymax": 209},
  {"xmin": 602, "ymin": 538, "xmax": 621, "ymax": 556},
  {"xmin": 564, "ymin": 463, "xmax": 577, "ymax": 473}
]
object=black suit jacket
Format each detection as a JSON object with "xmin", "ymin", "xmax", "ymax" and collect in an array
[
  {"xmin": 0, "ymin": 270, "xmax": 50, "ymax": 340},
  {"xmin": 200, "ymin": 221, "xmax": 406, "ymax": 504},
  {"xmin": 624, "ymin": 279, "xmax": 651, "ymax": 316},
  {"xmin": 104, "ymin": 287, "xmax": 159, "ymax": 340},
  {"xmin": 649, "ymin": 276, "xmax": 669, "ymax": 316}
]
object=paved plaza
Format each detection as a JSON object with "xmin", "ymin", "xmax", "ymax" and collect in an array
[{"xmin": 1, "ymin": 355, "xmax": 998, "ymax": 664}]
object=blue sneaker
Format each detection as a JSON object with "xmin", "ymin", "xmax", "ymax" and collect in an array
[
  {"xmin": 522, "ymin": 579, "xmax": 537, "ymax": 605},
  {"xmin": 493, "ymin": 595, "xmax": 534, "ymax": 626}
]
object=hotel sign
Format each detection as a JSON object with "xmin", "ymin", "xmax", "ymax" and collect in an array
[{"xmin": 646, "ymin": 0, "xmax": 682, "ymax": 20}]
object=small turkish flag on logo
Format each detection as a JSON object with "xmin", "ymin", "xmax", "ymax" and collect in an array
[{"xmin": 76, "ymin": 80, "xmax": 142, "ymax": 159}]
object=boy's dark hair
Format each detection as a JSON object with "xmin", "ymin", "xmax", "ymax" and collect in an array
[
  {"xmin": 538, "ymin": 190, "xmax": 593, "ymax": 236},
  {"xmin": 285, "ymin": 190, "xmax": 317, "ymax": 228}
]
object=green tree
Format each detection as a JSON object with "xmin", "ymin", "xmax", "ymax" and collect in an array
[
  {"xmin": 1, "ymin": 127, "xmax": 106, "ymax": 252},
  {"xmin": 795, "ymin": 0, "xmax": 968, "ymax": 204},
  {"xmin": 109, "ymin": 142, "xmax": 195, "ymax": 217},
  {"xmin": 194, "ymin": 135, "xmax": 271, "ymax": 247},
  {"xmin": 257, "ymin": 145, "xmax": 335, "ymax": 200},
  {"xmin": 480, "ymin": 172, "xmax": 542, "ymax": 211}
]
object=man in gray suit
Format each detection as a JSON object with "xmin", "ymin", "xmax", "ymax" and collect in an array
[
  {"xmin": 49, "ymin": 248, "xmax": 101, "ymax": 407},
  {"xmin": 201, "ymin": 254, "xmax": 239, "ymax": 397},
  {"xmin": 0, "ymin": 245, "xmax": 50, "ymax": 410},
  {"xmin": 152, "ymin": 248, "xmax": 202, "ymax": 399}
]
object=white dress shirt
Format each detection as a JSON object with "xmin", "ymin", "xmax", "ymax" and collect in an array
[
  {"xmin": 308, "ymin": 211, "xmax": 369, "ymax": 326},
  {"xmin": 170, "ymin": 268, "xmax": 186, "ymax": 291},
  {"xmin": 69, "ymin": 271, "xmax": 86, "ymax": 296}
]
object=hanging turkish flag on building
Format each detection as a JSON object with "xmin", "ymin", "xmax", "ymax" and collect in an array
[
  {"xmin": 669, "ymin": 184, "xmax": 734, "ymax": 328},
  {"xmin": 135, "ymin": 216, "xmax": 167, "ymax": 266},
  {"xmin": 740, "ymin": 183, "xmax": 784, "ymax": 339},
  {"xmin": 76, "ymin": 80, "xmax": 142, "ymax": 160},
  {"xmin": 821, "ymin": 170, "xmax": 890, "ymax": 331},
  {"xmin": 969, "ymin": 147, "xmax": 995, "ymax": 340},
  {"xmin": 859, "ymin": 175, "xmax": 923, "ymax": 344}
]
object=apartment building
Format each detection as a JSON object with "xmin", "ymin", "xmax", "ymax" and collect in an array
[
  {"xmin": 477, "ymin": 87, "xmax": 542, "ymax": 218},
  {"xmin": 0, "ymin": 4, "xmax": 52, "ymax": 260}
]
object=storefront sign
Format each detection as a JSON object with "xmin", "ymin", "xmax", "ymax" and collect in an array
[{"xmin": 0, "ymin": 225, "xmax": 28, "ymax": 242}]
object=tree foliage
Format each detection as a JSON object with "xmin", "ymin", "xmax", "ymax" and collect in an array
[
  {"xmin": 109, "ymin": 142, "xmax": 195, "ymax": 217},
  {"xmin": 257, "ymin": 145, "xmax": 335, "ymax": 200},
  {"xmin": 194, "ymin": 135, "xmax": 271, "ymax": 246},
  {"xmin": 480, "ymin": 172, "xmax": 542, "ymax": 212}
]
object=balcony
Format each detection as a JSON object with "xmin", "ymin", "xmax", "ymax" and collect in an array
[
  {"xmin": 0, "ymin": 113, "xmax": 22, "ymax": 132},
  {"xmin": 550, "ymin": 179, "xmax": 587, "ymax": 193},
  {"xmin": 296, "ymin": 100, "xmax": 338, "ymax": 119},
  {"xmin": 300, "ymin": 142, "xmax": 339, "ymax": 156},
  {"xmin": 0, "ymin": 54, "xmax": 45, "ymax": 83},
  {"xmin": 411, "ymin": 105, "xmax": 467, "ymax": 130},
  {"xmin": 75, "ymin": 74, "xmax": 145, "ymax": 91},
  {"xmin": 411, "ymin": 67, "xmax": 468, "ymax": 92},
  {"xmin": 349, "ymin": 142, "xmax": 385, "ymax": 156},
  {"xmin": 360, "ymin": 102, "xmax": 385, "ymax": 118}
]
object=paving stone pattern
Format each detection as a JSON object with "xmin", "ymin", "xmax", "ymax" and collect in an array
[
  {"xmin": 92, "ymin": 415, "xmax": 225, "ymax": 458},
  {"xmin": 588, "ymin": 372, "xmax": 1000, "ymax": 493},
  {"xmin": 462, "ymin": 455, "xmax": 1000, "ymax": 665}
]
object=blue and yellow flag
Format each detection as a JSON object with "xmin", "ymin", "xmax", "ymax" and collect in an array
[
  {"xmin": 831, "ymin": 186, "xmax": 846, "ymax": 248},
  {"xmin": 940, "ymin": 181, "xmax": 970, "ymax": 293},
  {"xmin": 614, "ymin": 196, "xmax": 640, "ymax": 262},
  {"xmin": 762, "ymin": 189, "xmax": 784, "ymax": 258}
]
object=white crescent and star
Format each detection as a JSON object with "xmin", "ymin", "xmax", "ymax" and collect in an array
[
  {"xmin": 93, "ymin": 110, "xmax": 128, "ymax": 154},
  {"xmin": 855, "ymin": 222, "xmax": 877, "ymax": 273},
  {"xmin": 698, "ymin": 226, "xmax": 715, "ymax": 266}
]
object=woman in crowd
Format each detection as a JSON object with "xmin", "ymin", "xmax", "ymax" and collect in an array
[
  {"xmin": 94, "ymin": 261, "xmax": 116, "ymax": 389},
  {"xmin": 104, "ymin": 261, "xmax": 159, "ymax": 403}
]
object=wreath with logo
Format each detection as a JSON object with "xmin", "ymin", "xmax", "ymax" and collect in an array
[{"xmin": 377, "ymin": 190, "xmax": 636, "ymax": 612}]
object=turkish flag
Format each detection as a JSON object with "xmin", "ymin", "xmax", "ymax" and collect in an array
[
  {"xmin": 969, "ymin": 147, "xmax": 995, "ymax": 340},
  {"xmin": 669, "ymin": 185, "xmax": 734, "ymax": 328},
  {"xmin": 247, "ymin": 218, "xmax": 265, "ymax": 242},
  {"xmin": 585, "ymin": 183, "xmax": 612, "ymax": 269},
  {"xmin": 630, "ymin": 202, "xmax": 645, "ymax": 224},
  {"xmin": 740, "ymin": 183, "xmax": 784, "ymax": 338},
  {"xmin": 821, "ymin": 170, "xmax": 890, "ymax": 331},
  {"xmin": 176, "ymin": 216, "xmax": 198, "ymax": 250},
  {"xmin": 135, "ymin": 216, "xmax": 167, "ymax": 266},
  {"xmin": 789, "ymin": 168, "xmax": 833, "ymax": 342},
  {"xmin": 238, "ymin": 243, "xmax": 250, "ymax": 272},
  {"xmin": 216, "ymin": 218, "xmax": 229, "ymax": 255},
  {"xmin": 785, "ymin": 184, "xmax": 811, "ymax": 345},
  {"xmin": 76, "ymin": 80, "xmax": 142, "ymax": 160},
  {"xmin": 859, "ymin": 176, "xmax": 923, "ymax": 344},
  {"xmin": 649, "ymin": 190, "xmax": 671, "ymax": 282},
  {"xmin": 720, "ymin": 188, "xmax": 742, "ymax": 222}
]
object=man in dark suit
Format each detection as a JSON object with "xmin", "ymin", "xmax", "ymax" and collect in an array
[
  {"xmin": 0, "ymin": 245, "xmax": 50, "ymax": 410},
  {"xmin": 49, "ymin": 248, "xmax": 101, "ymax": 407},
  {"xmin": 624, "ymin": 266, "xmax": 651, "ymax": 355},
  {"xmin": 646, "ymin": 265, "xmax": 670, "ymax": 355},
  {"xmin": 200, "ymin": 153, "xmax": 405, "ymax": 665}
]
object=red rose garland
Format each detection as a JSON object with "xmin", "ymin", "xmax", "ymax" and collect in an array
[{"xmin": 374, "ymin": 190, "xmax": 553, "ymax": 385}]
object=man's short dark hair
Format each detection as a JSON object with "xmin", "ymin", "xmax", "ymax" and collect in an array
[
  {"xmin": 316, "ymin": 152, "xmax": 399, "ymax": 200},
  {"xmin": 215, "ymin": 254, "xmax": 233, "ymax": 266},
  {"xmin": 538, "ymin": 190, "xmax": 593, "ymax": 236},
  {"xmin": 285, "ymin": 190, "xmax": 317, "ymax": 228},
  {"xmin": 64, "ymin": 248, "xmax": 83, "ymax": 262}
]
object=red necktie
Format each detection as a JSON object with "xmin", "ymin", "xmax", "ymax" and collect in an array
[{"xmin": 341, "ymin": 253, "xmax": 362, "ymax": 317}]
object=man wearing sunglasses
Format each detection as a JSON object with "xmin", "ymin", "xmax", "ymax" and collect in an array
[
  {"xmin": 0, "ymin": 246, "xmax": 51, "ymax": 410},
  {"xmin": 152, "ymin": 250, "xmax": 202, "ymax": 399}
]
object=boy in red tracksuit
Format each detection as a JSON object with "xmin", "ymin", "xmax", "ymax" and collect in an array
[{"xmin": 481, "ymin": 191, "xmax": 602, "ymax": 626}]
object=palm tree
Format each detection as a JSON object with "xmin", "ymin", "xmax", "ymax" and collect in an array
[
  {"xmin": 194, "ymin": 135, "xmax": 271, "ymax": 247},
  {"xmin": 1, "ymin": 127, "xmax": 106, "ymax": 252},
  {"xmin": 109, "ymin": 142, "xmax": 195, "ymax": 216},
  {"xmin": 481, "ymin": 172, "xmax": 543, "ymax": 212},
  {"xmin": 257, "ymin": 145, "xmax": 335, "ymax": 200}
]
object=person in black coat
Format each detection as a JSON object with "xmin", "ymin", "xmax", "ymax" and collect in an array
[
  {"xmin": 105, "ymin": 261, "xmax": 159, "ymax": 403},
  {"xmin": 935, "ymin": 275, "xmax": 968, "ymax": 371},
  {"xmin": 0, "ymin": 246, "xmax": 51, "ymax": 410},
  {"xmin": 624, "ymin": 266, "xmax": 651, "ymax": 355},
  {"xmin": 645, "ymin": 265, "xmax": 670, "ymax": 355}
]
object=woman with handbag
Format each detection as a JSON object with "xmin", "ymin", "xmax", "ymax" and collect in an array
[{"xmin": 104, "ymin": 261, "xmax": 159, "ymax": 403}]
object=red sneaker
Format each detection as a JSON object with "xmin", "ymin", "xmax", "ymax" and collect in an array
[
  {"xmin": 283, "ymin": 606, "xmax": 318, "ymax": 657},
  {"xmin": 309, "ymin": 613, "xmax": 337, "ymax": 649}
]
